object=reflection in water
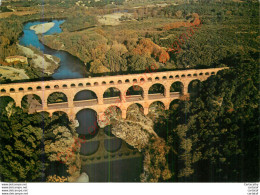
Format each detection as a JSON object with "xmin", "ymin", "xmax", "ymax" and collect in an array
[
  {"xmin": 80, "ymin": 141, "xmax": 100, "ymax": 156},
  {"xmin": 104, "ymin": 138, "xmax": 122, "ymax": 152},
  {"xmin": 82, "ymin": 157, "xmax": 143, "ymax": 182},
  {"xmin": 76, "ymin": 109, "xmax": 98, "ymax": 135}
]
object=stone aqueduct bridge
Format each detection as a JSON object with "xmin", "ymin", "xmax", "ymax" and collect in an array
[{"xmin": 0, "ymin": 68, "xmax": 226, "ymax": 122}]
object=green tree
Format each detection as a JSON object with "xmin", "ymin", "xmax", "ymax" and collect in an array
[{"xmin": 0, "ymin": 102, "xmax": 44, "ymax": 182}]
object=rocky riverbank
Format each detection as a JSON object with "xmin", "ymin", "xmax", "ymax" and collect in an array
[
  {"xmin": 30, "ymin": 22, "xmax": 55, "ymax": 34},
  {"xmin": 18, "ymin": 44, "xmax": 60, "ymax": 76},
  {"xmin": 106, "ymin": 104, "xmax": 172, "ymax": 182}
]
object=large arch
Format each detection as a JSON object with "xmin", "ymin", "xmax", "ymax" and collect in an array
[
  {"xmin": 148, "ymin": 101, "xmax": 165, "ymax": 114},
  {"xmin": 51, "ymin": 111, "xmax": 70, "ymax": 126},
  {"xmin": 148, "ymin": 83, "xmax": 165, "ymax": 99},
  {"xmin": 74, "ymin": 90, "xmax": 97, "ymax": 101},
  {"xmin": 188, "ymin": 79, "xmax": 202, "ymax": 96},
  {"xmin": 103, "ymin": 87, "xmax": 121, "ymax": 104},
  {"xmin": 126, "ymin": 85, "xmax": 144, "ymax": 102},
  {"xmin": 76, "ymin": 108, "xmax": 99, "ymax": 137},
  {"xmin": 47, "ymin": 92, "xmax": 68, "ymax": 104},
  {"xmin": 21, "ymin": 94, "xmax": 42, "ymax": 111},
  {"xmin": 170, "ymin": 81, "xmax": 184, "ymax": 96},
  {"xmin": 0, "ymin": 96, "xmax": 15, "ymax": 110},
  {"xmin": 169, "ymin": 99, "xmax": 181, "ymax": 111}
]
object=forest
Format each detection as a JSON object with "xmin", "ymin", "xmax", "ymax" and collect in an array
[{"xmin": 0, "ymin": 0, "xmax": 259, "ymax": 182}]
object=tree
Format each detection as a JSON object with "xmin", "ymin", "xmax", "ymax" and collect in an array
[{"xmin": 0, "ymin": 102, "xmax": 44, "ymax": 182}]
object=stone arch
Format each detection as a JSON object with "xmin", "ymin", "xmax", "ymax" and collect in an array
[
  {"xmin": 71, "ymin": 83, "xmax": 76, "ymax": 88},
  {"xmin": 76, "ymin": 108, "xmax": 98, "ymax": 136},
  {"xmin": 28, "ymin": 87, "xmax": 33, "ymax": 91},
  {"xmin": 170, "ymin": 81, "xmax": 184, "ymax": 96},
  {"xmin": 21, "ymin": 94, "xmax": 42, "ymax": 110},
  {"xmin": 103, "ymin": 87, "xmax": 121, "ymax": 104},
  {"xmin": 47, "ymin": 92, "xmax": 68, "ymax": 104},
  {"xmin": 109, "ymin": 81, "xmax": 114, "ymax": 84},
  {"xmin": 169, "ymin": 99, "xmax": 181, "ymax": 110},
  {"xmin": 74, "ymin": 90, "xmax": 97, "ymax": 102},
  {"xmin": 62, "ymin": 84, "xmax": 68, "ymax": 88},
  {"xmin": 148, "ymin": 101, "xmax": 165, "ymax": 113},
  {"xmin": 148, "ymin": 83, "xmax": 165, "ymax": 99},
  {"xmin": 51, "ymin": 111, "xmax": 70, "ymax": 125},
  {"xmin": 126, "ymin": 85, "xmax": 144, "ymax": 102},
  {"xmin": 211, "ymin": 72, "xmax": 215, "ymax": 75},
  {"xmin": 118, "ymin": 80, "xmax": 122, "ymax": 84},
  {"xmin": 126, "ymin": 103, "xmax": 144, "ymax": 116},
  {"xmin": 188, "ymin": 79, "xmax": 202, "ymax": 95},
  {"xmin": 148, "ymin": 77, "xmax": 152, "ymax": 81},
  {"xmin": 78, "ymin": 83, "xmax": 83, "ymax": 87},
  {"xmin": 102, "ymin": 81, "xmax": 106, "ymax": 85},
  {"xmin": 19, "ymin": 87, "xmax": 24, "ymax": 92},
  {"xmin": 54, "ymin": 85, "xmax": 59, "ymax": 89},
  {"xmin": 86, "ymin": 82, "xmax": 91, "ymax": 86},
  {"xmin": 125, "ymin": 79, "xmax": 130, "ymax": 83},
  {"xmin": 0, "ymin": 96, "xmax": 15, "ymax": 109},
  {"xmin": 36, "ymin": 86, "xmax": 42, "ymax": 90},
  {"xmin": 10, "ymin": 88, "xmax": 15, "ymax": 93}
]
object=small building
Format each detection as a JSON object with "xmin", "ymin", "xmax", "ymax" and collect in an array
[{"xmin": 5, "ymin": 56, "xmax": 28, "ymax": 64}]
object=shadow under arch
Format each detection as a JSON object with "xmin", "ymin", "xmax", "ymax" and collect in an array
[
  {"xmin": 126, "ymin": 85, "xmax": 144, "ymax": 102},
  {"xmin": 148, "ymin": 83, "xmax": 165, "ymax": 99},
  {"xmin": 169, "ymin": 99, "xmax": 181, "ymax": 111},
  {"xmin": 103, "ymin": 87, "xmax": 121, "ymax": 104},
  {"xmin": 170, "ymin": 81, "xmax": 184, "ymax": 95},
  {"xmin": 148, "ymin": 101, "xmax": 165, "ymax": 113},
  {"xmin": 51, "ymin": 111, "xmax": 70, "ymax": 126},
  {"xmin": 76, "ymin": 108, "xmax": 99, "ymax": 138},
  {"xmin": 47, "ymin": 92, "xmax": 68, "ymax": 104},
  {"xmin": 188, "ymin": 79, "xmax": 202, "ymax": 97},
  {"xmin": 21, "ymin": 94, "xmax": 42, "ymax": 111},
  {"xmin": 0, "ymin": 96, "xmax": 15, "ymax": 110},
  {"xmin": 74, "ymin": 90, "xmax": 97, "ymax": 101}
]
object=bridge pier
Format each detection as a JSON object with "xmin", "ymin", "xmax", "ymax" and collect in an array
[
  {"xmin": 144, "ymin": 107, "xmax": 149, "ymax": 115},
  {"xmin": 122, "ymin": 109, "xmax": 127, "ymax": 119}
]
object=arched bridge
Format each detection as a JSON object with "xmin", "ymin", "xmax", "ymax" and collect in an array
[{"xmin": 0, "ymin": 67, "xmax": 226, "ymax": 122}]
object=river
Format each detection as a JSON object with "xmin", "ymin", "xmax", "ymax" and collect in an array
[{"xmin": 19, "ymin": 20, "xmax": 143, "ymax": 182}]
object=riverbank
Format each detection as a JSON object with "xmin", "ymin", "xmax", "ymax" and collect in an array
[
  {"xmin": 18, "ymin": 44, "xmax": 60, "ymax": 75},
  {"xmin": 0, "ymin": 66, "xmax": 29, "ymax": 82},
  {"xmin": 30, "ymin": 22, "xmax": 55, "ymax": 34}
]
